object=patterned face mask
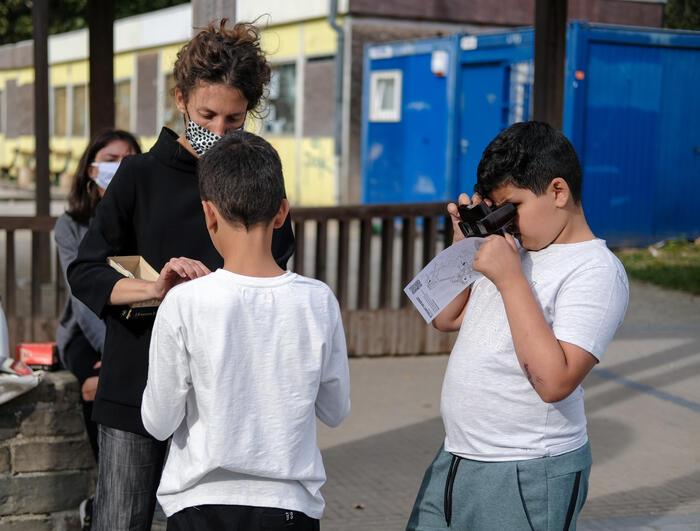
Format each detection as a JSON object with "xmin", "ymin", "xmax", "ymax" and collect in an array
[
  {"xmin": 184, "ymin": 109, "xmax": 246, "ymax": 156},
  {"xmin": 184, "ymin": 112, "xmax": 222, "ymax": 156}
]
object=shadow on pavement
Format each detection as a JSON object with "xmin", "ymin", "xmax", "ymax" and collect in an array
[{"xmin": 321, "ymin": 417, "xmax": 444, "ymax": 531}]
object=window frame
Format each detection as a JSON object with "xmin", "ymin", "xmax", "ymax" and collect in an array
[{"xmin": 369, "ymin": 70, "xmax": 402, "ymax": 123}]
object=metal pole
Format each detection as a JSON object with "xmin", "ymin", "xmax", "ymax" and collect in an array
[
  {"xmin": 32, "ymin": 0, "xmax": 51, "ymax": 289},
  {"xmin": 88, "ymin": 0, "xmax": 115, "ymax": 135},
  {"xmin": 33, "ymin": 0, "xmax": 49, "ymax": 218},
  {"xmin": 328, "ymin": 0, "xmax": 344, "ymax": 202},
  {"xmin": 532, "ymin": 0, "xmax": 567, "ymax": 130}
]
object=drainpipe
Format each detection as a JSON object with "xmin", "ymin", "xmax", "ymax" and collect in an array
[{"xmin": 328, "ymin": 0, "xmax": 344, "ymax": 203}]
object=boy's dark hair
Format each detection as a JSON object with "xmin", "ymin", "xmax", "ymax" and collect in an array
[
  {"xmin": 198, "ymin": 131, "xmax": 285, "ymax": 229},
  {"xmin": 475, "ymin": 121, "xmax": 583, "ymax": 204}
]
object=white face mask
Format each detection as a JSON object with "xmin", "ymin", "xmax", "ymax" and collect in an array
[{"xmin": 91, "ymin": 161, "xmax": 121, "ymax": 190}]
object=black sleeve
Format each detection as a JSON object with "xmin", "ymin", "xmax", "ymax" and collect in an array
[
  {"xmin": 67, "ymin": 159, "xmax": 139, "ymax": 318},
  {"xmin": 272, "ymin": 211, "xmax": 295, "ymax": 270}
]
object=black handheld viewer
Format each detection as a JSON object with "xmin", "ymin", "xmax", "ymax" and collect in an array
[{"xmin": 457, "ymin": 202, "xmax": 517, "ymax": 238}]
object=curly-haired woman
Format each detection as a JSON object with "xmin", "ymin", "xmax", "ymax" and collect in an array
[{"xmin": 68, "ymin": 21, "xmax": 295, "ymax": 531}]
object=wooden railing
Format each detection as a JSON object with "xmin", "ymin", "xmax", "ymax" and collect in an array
[{"xmin": 0, "ymin": 203, "xmax": 458, "ymax": 356}]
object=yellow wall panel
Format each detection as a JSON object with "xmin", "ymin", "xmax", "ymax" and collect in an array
[
  {"xmin": 70, "ymin": 60, "xmax": 89, "ymax": 84},
  {"xmin": 262, "ymin": 24, "xmax": 299, "ymax": 62},
  {"xmin": 140, "ymin": 136, "xmax": 159, "ymax": 152},
  {"xmin": 161, "ymin": 44, "xmax": 184, "ymax": 73},
  {"xmin": 303, "ymin": 19, "xmax": 338, "ymax": 56},
  {"xmin": 300, "ymin": 137, "xmax": 335, "ymax": 205},
  {"xmin": 114, "ymin": 53, "xmax": 134, "ymax": 79},
  {"xmin": 0, "ymin": 136, "xmax": 16, "ymax": 164},
  {"xmin": 18, "ymin": 136, "xmax": 35, "ymax": 151},
  {"xmin": 17, "ymin": 68, "xmax": 34, "ymax": 86},
  {"xmin": 50, "ymin": 64, "xmax": 69, "ymax": 86},
  {"xmin": 266, "ymin": 136, "xmax": 298, "ymax": 204}
]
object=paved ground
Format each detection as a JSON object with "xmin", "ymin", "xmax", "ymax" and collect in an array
[{"xmin": 312, "ymin": 279, "xmax": 700, "ymax": 530}]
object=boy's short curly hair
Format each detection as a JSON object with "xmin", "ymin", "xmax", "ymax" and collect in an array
[
  {"xmin": 475, "ymin": 121, "xmax": 583, "ymax": 204},
  {"xmin": 174, "ymin": 19, "xmax": 270, "ymax": 115},
  {"xmin": 198, "ymin": 131, "xmax": 285, "ymax": 229}
]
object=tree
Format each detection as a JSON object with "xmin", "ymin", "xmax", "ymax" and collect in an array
[
  {"xmin": 0, "ymin": 0, "xmax": 188, "ymax": 45},
  {"xmin": 664, "ymin": 0, "xmax": 700, "ymax": 30}
]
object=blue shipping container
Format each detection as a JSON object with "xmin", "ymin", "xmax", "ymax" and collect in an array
[{"xmin": 361, "ymin": 22, "xmax": 700, "ymax": 246}]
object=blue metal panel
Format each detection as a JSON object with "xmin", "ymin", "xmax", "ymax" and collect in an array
[
  {"xmin": 566, "ymin": 22, "xmax": 700, "ymax": 245},
  {"xmin": 654, "ymin": 46, "xmax": 700, "ymax": 240},
  {"xmin": 455, "ymin": 30, "xmax": 534, "ymax": 197},
  {"xmin": 579, "ymin": 41, "xmax": 661, "ymax": 243},
  {"xmin": 362, "ymin": 38, "xmax": 455, "ymax": 204}
]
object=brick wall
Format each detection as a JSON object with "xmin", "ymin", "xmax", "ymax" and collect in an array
[{"xmin": 0, "ymin": 371, "xmax": 96, "ymax": 530}]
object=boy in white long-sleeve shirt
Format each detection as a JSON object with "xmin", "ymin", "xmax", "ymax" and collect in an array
[{"xmin": 141, "ymin": 131, "xmax": 350, "ymax": 531}]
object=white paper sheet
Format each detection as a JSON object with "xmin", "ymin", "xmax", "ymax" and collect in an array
[{"xmin": 404, "ymin": 237, "xmax": 485, "ymax": 323}]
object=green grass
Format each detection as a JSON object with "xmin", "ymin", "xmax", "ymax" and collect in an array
[{"xmin": 615, "ymin": 238, "xmax": 700, "ymax": 295}]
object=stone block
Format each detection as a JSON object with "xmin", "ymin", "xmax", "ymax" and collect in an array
[
  {"xmin": 13, "ymin": 439, "xmax": 95, "ymax": 473},
  {"xmin": 0, "ymin": 410, "xmax": 21, "ymax": 440},
  {"xmin": 0, "ymin": 471, "xmax": 90, "ymax": 515},
  {"xmin": 0, "ymin": 515, "xmax": 55, "ymax": 531},
  {"xmin": 0, "ymin": 445, "xmax": 10, "ymax": 474},
  {"xmin": 19, "ymin": 405, "xmax": 85, "ymax": 437}
]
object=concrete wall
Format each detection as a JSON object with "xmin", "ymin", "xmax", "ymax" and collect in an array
[{"xmin": 0, "ymin": 371, "xmax": 95, "ymax": 530}]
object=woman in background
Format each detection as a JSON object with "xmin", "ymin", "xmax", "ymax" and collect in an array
[{"xmin": 55, "ymin": 129, "xmax": 140, "ymax": 462}]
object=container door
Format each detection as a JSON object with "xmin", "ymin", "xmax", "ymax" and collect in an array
[
  {"xmin": 456, "ymin": 63, "xmax": 505, "ymax": 196},
  {"xmin": 363, "ymin": 52, "xmax": 450, "ymax": 203},
  {"xmin": 456, "ymin": 61, "xmax": 533, "ymax": 197},
  {"xmin": 654, "ymin": 47, "xmax": 700, "ymax": 240},
  {"xmin": 581, "ymin": 42, "xmax": 661, "ymax": 244}
]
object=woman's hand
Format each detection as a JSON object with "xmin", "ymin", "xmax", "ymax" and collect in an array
[
  {"xmin": 153, "ymin": 257, "xmax": 211, "ymax": 299},
  {"xmin": 472, "ymin": 232, "xmax": 522, "ymax": 289},
  {"xmin": 447, "ymin": 192, "xmax": 489, "ymax": 245},
  {"xmin": 82, "ymin": 376, "xmax": 99, "ymax": 402}
]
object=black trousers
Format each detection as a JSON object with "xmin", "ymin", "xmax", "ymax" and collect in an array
[
  {"xmin": 63, "ymin": 332, "xmax": 100, "ymax": 461},
  {"xmin": 167, "ymin": 504, "xmax": 320, "ymax": 531}
]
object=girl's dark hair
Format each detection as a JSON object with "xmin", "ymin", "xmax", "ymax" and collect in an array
[
  {"xmin": 173, "ymin": 19, "xmax": 271, "ymax": 115},
  {"xmin": 475, "ymin": 121, "xmax": 583, "ymax": 204},
  {"xmin": 66, "ymin": 129, "xmax": 141, "ymax": 224}
]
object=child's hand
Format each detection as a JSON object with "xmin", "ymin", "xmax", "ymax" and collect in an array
[
  {"xmin": 154, "ymin": 257, "xmax": 211, "ymax": 299},
  {"xmin": 447, "ymin": 192, "xmax": 490, "ymax": 245},
  {"xmin": 473, "ymin": 232, "xmax": 522, "ymax": 288}
]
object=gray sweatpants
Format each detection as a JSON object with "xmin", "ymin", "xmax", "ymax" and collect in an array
[{"xmin": 407, "ymin": 442, "xmax": 592, "ymax": 531}]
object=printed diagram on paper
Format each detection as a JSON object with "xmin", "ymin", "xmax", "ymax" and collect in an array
[{"xmin": 404, "ymin": 237, "xmax": 485, "ymax": 323}]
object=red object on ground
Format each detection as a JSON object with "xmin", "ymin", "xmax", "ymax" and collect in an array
[{"xmin": 16, "ymin": 342, "xmax": 59, "ymax": 370}]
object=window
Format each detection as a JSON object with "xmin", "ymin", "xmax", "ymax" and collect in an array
[
  {"xmin": 53, "ymin": 86, "xmax": 67, "ymax": 136},
  {"xmin": 72, "ymin": 85, "xmax": 88, "ymax": 137},
  {"xmin": 163, "ymin": 73, "xmax": 183, "ymax": 135},
  {"xmin": 506, "ymin": 61, "xmax": 533, "ymax": 126},
  {"xmin": 115, "ymin": 80, "xmax": 131, "ymax": 132},
  {"xmin": 265, "ymin": 64, "xmax": 296, "ymax": 134},
  {"xmin": 369, "ymin": 70, "xmax": 402, "ymax": 122}
]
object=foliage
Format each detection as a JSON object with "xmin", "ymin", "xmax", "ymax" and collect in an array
[
  {"xmin": 0, "ymin": 0, "xmax": 189, "ymax": 46},
  {"xmin": 615, "ymin": 238, "xmax": 700, "ymax": 295},
  {"xmin": 664, "ymin": 0, "xmax": 700, "ymax": 30}
]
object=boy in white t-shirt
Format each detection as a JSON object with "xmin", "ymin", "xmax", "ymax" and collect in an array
[
  {"xmin": 407, "ymin": 122, "xmax": 629, "ymax": 531},
  {"xmin": 141, "ymin": 131, "xmax": 350, "ymax": 530}
]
